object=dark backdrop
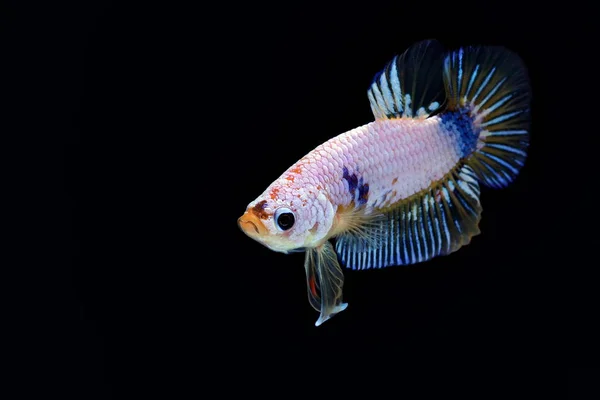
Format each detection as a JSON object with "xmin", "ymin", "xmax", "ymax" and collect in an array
[{"xmin": 38, "ymin": 0, "xmax": 588, "ymax": 397}]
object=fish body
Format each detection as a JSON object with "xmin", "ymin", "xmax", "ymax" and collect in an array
[{"xmin": 238, "ymin": 40, "xmax": 531, "ymax": 326}]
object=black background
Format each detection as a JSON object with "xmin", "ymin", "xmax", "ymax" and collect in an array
[{"xmin": 13, "ymin": 0, "xmax": 593, "ymax": 397}]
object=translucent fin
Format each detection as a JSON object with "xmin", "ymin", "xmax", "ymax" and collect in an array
[
  {"xmin": 443, "ymin": 46, "xmax": 531, "ymax": 188},
  {"xmin": 304, "ymin": 242, "xmax": 348, "ymax": 326},
  {"xmin": 368, "ymin": 40, "xmax": 446, "ymax": 120},
  {"xmin": 329, "ymin": 204, "xmax": 387, "ymax": 249},
  {"xmin": 335, "ymin": 164, "xmax": 481, "ymax": 269}
]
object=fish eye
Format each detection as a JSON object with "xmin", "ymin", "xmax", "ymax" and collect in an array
[{"xmin": 274, "ymin": 208, "xmax": 295, "ymax": 231}]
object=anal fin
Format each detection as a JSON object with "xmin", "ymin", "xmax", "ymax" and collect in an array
[{"xmin": 335, "ymin": 164, "xmax": 482, "ymax": 270}]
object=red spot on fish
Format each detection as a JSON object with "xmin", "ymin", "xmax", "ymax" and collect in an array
[
  {"xmin": 309, "ymin": 276, "xmax": 317, "ymax": 297},
  {"xmin": 316, "ymin": 185, "xmax": 322, "ymax": 190},
  {"xmin": 270, "ymin": 187, "xmax": 280, "ymax": 200},
  {"xmin": 285, "ymin": 175, "xmax": 295, "ymax": 182},
  {"xmin": 290, "ymin": 166, "xmax": 302, "ymax": 174},
  {"xmin": 392, "ymin": 177, "xmax": 398, "ymax": 185}
]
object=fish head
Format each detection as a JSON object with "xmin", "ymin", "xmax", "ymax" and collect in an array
[{"xmin": 237, "ymin": 179, "xmax": 335, "ymax": 254}]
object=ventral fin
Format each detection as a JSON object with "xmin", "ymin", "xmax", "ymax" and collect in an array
[
  {"xmin": 304, "ymin": 242, "xmax": 348, "ymax": 326},
  {"xmin": 368, "ymin": 39, "xmax": 446, "ymax": 120},
  {"xmin": 335, "ymin": 164, "xmax": 482, "ymax": 270}
]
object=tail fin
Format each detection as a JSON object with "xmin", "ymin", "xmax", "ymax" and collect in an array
[{"xmin": 442, "ymin": 46, "xmax": 531, "ymax": 189}]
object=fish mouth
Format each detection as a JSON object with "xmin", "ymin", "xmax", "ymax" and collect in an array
[
  {"xmin": 237, "ymin": 211, "xmax": 267, "ymax": 236},
  {"xmin": 238, "ymin": 218, "xmax": 259, "ymax": 234}
]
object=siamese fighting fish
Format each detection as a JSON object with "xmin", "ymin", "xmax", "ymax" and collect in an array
[{"xmin": 237, "ymin": 40, "xmax": 531, "ymax": 326}]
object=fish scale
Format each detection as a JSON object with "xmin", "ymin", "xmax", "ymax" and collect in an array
[{"xmin": 275, "ymin": 117, "xmax": 462, "ymax": 213}]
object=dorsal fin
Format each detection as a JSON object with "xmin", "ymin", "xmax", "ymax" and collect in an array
[{"xmin": 367, "ymin": 39, "xmax": 446, "ymax": 120}]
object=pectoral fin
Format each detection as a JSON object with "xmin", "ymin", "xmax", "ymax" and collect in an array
[{"xmin": 304, "ymin": 242, "xmax": 348, "ymax": 326}]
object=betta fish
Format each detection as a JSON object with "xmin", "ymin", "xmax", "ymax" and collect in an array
[{"xmin": 237, "ymin": 40, "xmax": 531, "ymax": 326}]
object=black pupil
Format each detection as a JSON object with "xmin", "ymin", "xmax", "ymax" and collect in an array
[{"xmin": 277, "ymin": 213, "xmax": 294, "ymax": 230}]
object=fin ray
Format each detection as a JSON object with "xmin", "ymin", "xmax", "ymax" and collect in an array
[
  {"xmin": 368, "ymin": 40, "xmax": 446, "ymax": 120},
  {"xmin": 442, "ymin": 45, "xmax": 531, "ymax": 189},
  {"xmin": 304, "ymin": 242, "xmax": 348, "ymax": 326}
]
